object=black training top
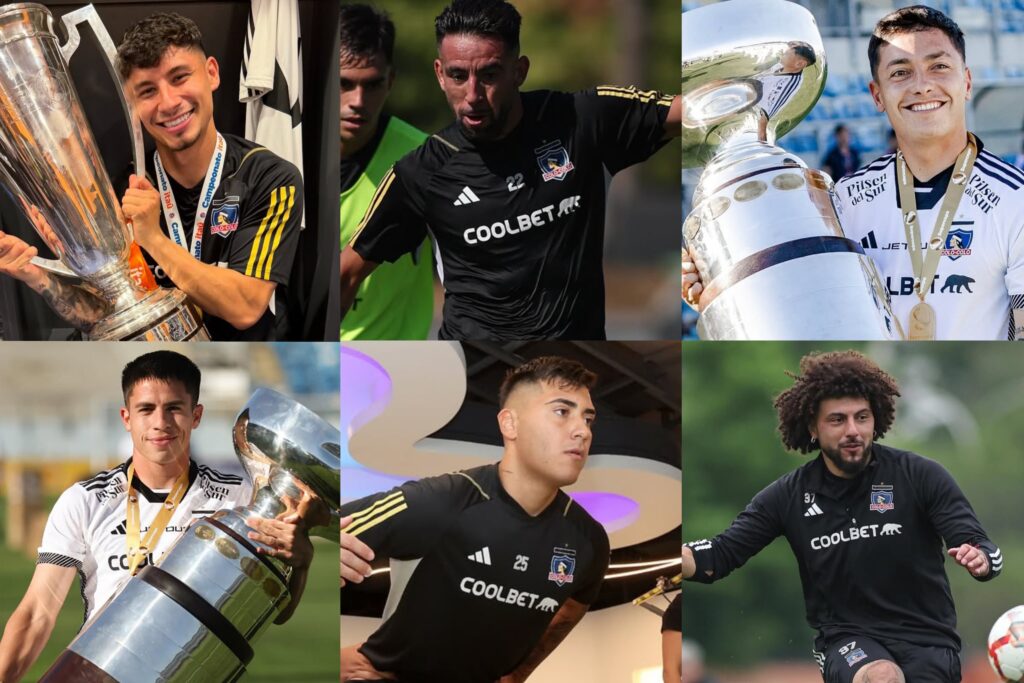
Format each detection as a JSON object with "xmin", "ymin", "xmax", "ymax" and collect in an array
[
  {"xmin": 685, "ymin": 444, "xmax": 1002, "ymax": 651},
  {"xmin": 143, "ymin": 133, "xmax": 303, "ymax": 341},
  {"xmin": 341, "ymin": 463, "xmax": 610, "ymax": 682},
  {"xmin": 661, "ymin": 592, "xmax": 682, "ymax": 633},
  {"xmin": 350, "ymin": 87, "xmax": 673, "ymax": 340}
]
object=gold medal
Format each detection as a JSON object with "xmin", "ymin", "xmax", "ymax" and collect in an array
[{"xmin": 908, "ymin": 301, "xmax": 936, "ymax": 341}]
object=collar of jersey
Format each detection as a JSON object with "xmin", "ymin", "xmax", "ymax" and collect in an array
[
  {"xmin": 122, "ymin": 457, "xmax": 198, "ymax": 503},
  {"xmin": 804, "ymin": 447, "xmax": 881, "ymax": 499},
  {"xmin": 488, "ymin": 463, "xmax": 570, "ymax": 521},
  {"xmin": 898, "ymin": 134, "xmax": 986, "ymax": 210}
]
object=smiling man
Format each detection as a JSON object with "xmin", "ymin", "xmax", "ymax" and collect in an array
[
  {"xmin": 680, "ymin": 350, "xmax": 1002, "ymax": 683},
  {"xmin": 339, "ymin": 356, "xmax": 610, "ymax": 682},
  {"xmin": 341, "ymin": 0, "xmax": 681, "ymax": 340},
  {"xmin": 117, "ymin": 12, "xmax": 304, "ymax": 340},
  {"xmin": 0, "ymin": 351, "xmax": 315, "ymax": 683},
  {"xmin": 682, "ymin": 5, "xmax": 1024, "ymax": 340}
]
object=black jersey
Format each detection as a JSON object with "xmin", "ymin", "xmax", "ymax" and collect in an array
[
  {"xmin": 142, "ymin": 133, "xmax": 303, "ymax": 341},
  {"xmin": 350, "ymin": 87, "xmax": 673, "ymax": 340},
  {"xmin": 685, "ymin": 444, "xmax": 1001, "ymax": 651},
  {"xmin": 340, "ymin": 463, "xmax": 610, "ymax": 682}
]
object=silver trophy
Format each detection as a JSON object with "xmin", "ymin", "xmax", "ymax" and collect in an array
[
  {"xmin": 682, "ymin": 0, "xmax": 902, "ymax": 339},
  {"xmin": 0, "ymin": 3, "xmax": 207, "ymax": 340},
  {"xmin": 40, "ymin": 389, "xmax": 341, "ymax": 682}
]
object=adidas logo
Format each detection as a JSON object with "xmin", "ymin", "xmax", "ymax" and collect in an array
[
  {"xmin": 453, "ymin": 186, "xmax": 480, "ymax": 206},
  {"xmin": 110, "ymin": 519, "xmax": 128, "ymax": 535},
  {"xmin": 860, "ymin": 231, "xmax": 878, "ymax": 249},
  {"xmin": 467, "ymin": 546, "xmax": 492, "ymax": 565},
  {"xmin": 804, "ymin": 503, "xmax": 824, "ymax": 517}
]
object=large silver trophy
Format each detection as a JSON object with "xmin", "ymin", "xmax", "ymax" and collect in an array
[
  {"xmin": 0, "ymin": 4, "xmax": 207, "ymax": 340},
  {"xmin": 40, "ymin": 389, "xmax": 341, "ymax": 682},
  {"xmin": 682, "ymin": 0, "xmax": 902, "ymax": 339}
]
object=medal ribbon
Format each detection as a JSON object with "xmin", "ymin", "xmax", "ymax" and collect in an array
[
  {"xmin": 153, "ymin": 132, "xmax": 227, "ymax": 260},
  {"xmin": 125, "ymin": 461, "xmax": 190, "ymax": 576},
  {"xmin": 895, "ymin": 134, "xmax": 978, "ymax": 306}
]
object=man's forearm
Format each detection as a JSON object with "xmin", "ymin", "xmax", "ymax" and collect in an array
[
  {"xmin": 274, "ymin": 566, "xmax": 308, "ymax": 625},
  {"xmin": 0, "ymin": 607, "xmax": 57, "ymax": 683},
  {"xmin": 501, "ymin": 600, "xmax": 588, "ymax": 682},
  {"xmin": 146, "ymin": 237, "xmax": 273, "ymax": 329},
  {"xmin": 25, "ymin": 270, "xmax": 110, "ymax": 331},
  {"xmin": 681, "ymin": 546, "xmax": 695, "ymax": 579}
]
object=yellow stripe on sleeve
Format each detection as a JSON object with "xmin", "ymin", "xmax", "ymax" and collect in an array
[
  {"xmin": 348, "ymin": 503, "xmax": 408, "ymax": 537},
  {"xmin": 245, "ymin": 187, "xmax": 280, "ymax": 277},
  {"xmin": 260, "ymin": 185, "xmax": 295, "ymax": 280},
  {"xmin": 346, "ymin": 491, "xmax": 408, "ymax": 537},
  {"xmin": 254, "ymin": 187, "xmax": 288, "ymax": 279},
  {"xmin": 350, "ymin": 168, "xmax": 396, "ymax": 244}
]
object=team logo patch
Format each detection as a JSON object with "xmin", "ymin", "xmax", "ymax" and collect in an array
[
  {"xmin": 943, "ymin": 227, "xmax": 973, "ymax": 260},
  {"xmin": 535, "ymin": 140, "xmax": 575, "ymax": 182},
  {"xmin": 869, "ymin": 484, "xmax": 894, "ymax": 513},
  {"xmin": 210, "ymin": 195, "xmax": 240, "ymax": 236},
  {"xmin": 548, "ymin": 547, "xmax": 576, "ymax": 586},
  {"xmin": 845, "ymin": 648, "xmax": 868, "ymax": 667}
]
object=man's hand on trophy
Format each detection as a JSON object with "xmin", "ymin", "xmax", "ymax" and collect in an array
[
  {"xmin": 0, "ymin": 230, "xmax": 42, "ymax": 282},
  {"xmin": 681, "ymin": 246, "xmax": 705, "ymax": 311},
  {"xmin": 339, "ymin": 515, "xmax": 375, "ymax": 587},
  {"xmin": 121, "ymin": 174, "xmax": 163, "ymax": 251},
  {"xmin": 279, "ymin": 492, "xmax": 332, "ymax": 529},
  {"xmin": 19, "ymin": 199, "xmax": 63, "ymax": 259},
  {"xmin": 245, "ymin": 514, "xmax": 314, "ymax": 570}
]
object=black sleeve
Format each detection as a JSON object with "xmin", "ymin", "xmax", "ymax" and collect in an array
[
  {"xmin": 572, "ymin": 521, "xmax": 610, "ymax": 605},
  {"xmin": 914, "ymin": 457, "xmax": 1002, "ymax": 582},
  {"xmin": 339, "ymin": 472, "xmax": 474, "ymax": 560},
  {"xmin": 230, "ymin": 154, "xmax": 303, "ymax": 284},
  {"xmin": 349, "ymin": 165, "xmax": 429, "ymax": 264},
  {"xmin": 661, "ymin": 593, "xmax": 682, "ymax": 633},
  {"xmin": 575, "ymin": 86, "xmax": 673, "ymax": 175},
  {"xmin": 685, "ymin": 479, "xmax": 786, "ymax": 584}
]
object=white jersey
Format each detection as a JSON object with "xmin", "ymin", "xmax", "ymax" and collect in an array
[
  {"xmin": 754, "ymin": 66, "xmax": 803, "ymax": 120},
  {"xmin": 239, "ymin": 0, "xmax": 304, "ymax": 186},
  {"xmin": 834, "ymin": 141, "xmax": 1024, "ymax": 339},
  {"xmin": 37, "ymin": 459, "xmax": 251, "ymax": 624}
]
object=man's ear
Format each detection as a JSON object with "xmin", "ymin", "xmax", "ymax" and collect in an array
[
  {"xmin": 120, "ymin": 406, "xmax": 131, "ymax": 432},
  {"xmin": 498, "ymin": 408, "xmax": 517, "ymax": 440},
  {"xmin": 192, "ymin": 403, "xmax": 204, "ymax": 428}
]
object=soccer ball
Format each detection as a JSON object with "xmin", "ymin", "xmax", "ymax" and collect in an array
[{"xmin": 989, "ymin": 606, "xmax": 1024, "ymax": 681}]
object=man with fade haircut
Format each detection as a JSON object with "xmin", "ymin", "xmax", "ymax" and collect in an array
[
  {"xmin": 0, "ymin": 350, "xmax": 318, "ymax": 683},
  {"xmin": 681, "ymin": 350, "xmax": 1002, "ymax": 683},
  {"xmin": 684, "ymin": 6, "xmax": 1024, "ymax": 340},
  {"xmin": 340, "ymin": 3, "xmax": 433, "ymax": 341},
  {"xmin": 0, "ymin": 12, "xmax": 304, "ymax": 341},
  {"xmin": 339, "ymin": 356, "xmax": 611, "ymax": 682},
  {"xmin": 340, "ymin": 0, "xmax": 682, "ymax": 340}
]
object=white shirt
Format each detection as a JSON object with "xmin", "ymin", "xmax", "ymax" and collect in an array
[
  {"xmin": 834, "ymin": 144, "xmax": 1024, "ymax": 339},
  {"xmin": 37, "ymin": 459, "xmax": 251, "ymax": 623}
]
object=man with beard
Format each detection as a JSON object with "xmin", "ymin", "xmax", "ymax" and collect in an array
[
  {"xmin": 340, "ymin": 0, "xmax": 681, "ymax": 340},
  {"xmin": 681, "ymin": 350, "xmax": 1001, "ymax": 683}
]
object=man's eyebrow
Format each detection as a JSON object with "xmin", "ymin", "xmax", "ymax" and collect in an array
[
  {"xmin": 885, "ymin": 50, "xmax": 951, "ymax": 70},
  {"xmin": 545, "ymin": 398, "xmax": 597, "ymax": 416}
]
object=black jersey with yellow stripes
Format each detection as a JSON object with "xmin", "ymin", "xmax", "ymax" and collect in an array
[
  {"xmin": 340, "ymin": 463, "xmax": 610, "ymax": 682},
  {"xmin": 351, "ymin": 87, "xmax": 673, "ymax": 340},
  {"xmin": 143, "ymin": 133, "xmax": 303, "ymax": 341}
]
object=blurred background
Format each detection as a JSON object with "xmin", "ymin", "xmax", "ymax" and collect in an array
[
  {"xmin": 355, "ymin": 0, "xmax": 682, "ymax": 339},
  {"xmin": 682, "ymin": 0, "xmax": 1024, "ymax": 337},
  {"xmin": 683, "ymin": 342, "xmax": 1024, "ymax": 683},
  {"xmin": 0, "ymin": 342, "xmax": 340, "ymax": 682}
]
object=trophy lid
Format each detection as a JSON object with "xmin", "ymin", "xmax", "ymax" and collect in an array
[
  {"xmin": 681, "ymin": 0, "xmax": 826, "ymax": 167},
  {"xmin": 233, "ymin": 388, "xmax": 341, "ymax": 519}
]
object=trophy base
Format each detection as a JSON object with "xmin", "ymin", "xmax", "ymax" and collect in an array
[{"xmin": 86, "ymin": 287, "xmax": 208, "ymax": 341}]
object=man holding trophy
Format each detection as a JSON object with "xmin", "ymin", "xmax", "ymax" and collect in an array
[
  {"xmin": 0, "ymin": 11, "xmax": 304, "ymax": 341},
  {"xmin": 0, "ymin": 351, "xmax": 317, "ymax": 682},
  {"xmin": 682, "ymin": 4, "xmax": 1024, "ymax": 340}
]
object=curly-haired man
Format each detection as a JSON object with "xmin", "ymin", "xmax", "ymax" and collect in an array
[{"xmin": 682, "ymin": 350, "xmax": 1002, "ymax": 683}]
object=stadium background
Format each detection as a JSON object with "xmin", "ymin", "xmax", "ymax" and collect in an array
[
  {"xmin": 683, "ymin": 342, "xmax": 1024, "ymax": 683},
  {"xmin": 682, "ymin": 0, "xmax": 1024, "ymax": 337},
  {"xmin": 0, "ymin": 342, "xmax": 340, "ymax": 682},
  {"xmin": 352, "ymin": 0, "xmax": 682, "ymax": 339}
]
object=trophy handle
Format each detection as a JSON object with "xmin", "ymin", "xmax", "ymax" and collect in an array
[{"xmin": 58, "ymin": 5, "xmax": 146, "ymax": 227}]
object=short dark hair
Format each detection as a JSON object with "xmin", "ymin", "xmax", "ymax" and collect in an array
[
  {"xmin": 122, "ymin": 351, "xmax": 201, "ymax": 406},
  {"xmin": 868, "ymin": 5, "xmax": 965, "ymax": 81},
  {"xmin": 499, "ymin": 356, "xmax": 597, "ymax": 407},
  {"xmin": 773, "ymin": 351, "xmax": 900, "ymax": 453},
  {"xmin": 833, "ymin": 123, "xmax": 848, "ymax": 135},
  {"xmin": 117, "ymin": 12, "xmax": 206, "ymax": 80},
  {"xmin": 435, "ymin": 0, "xmax": 521, "ymax": 54},
  {"xmin": 341, "ymin": 4, "xmax": 396, "ymax": 67},
  {"xmin": 788, "ymin": 41, "xmax": 816, "ymax": 67}
]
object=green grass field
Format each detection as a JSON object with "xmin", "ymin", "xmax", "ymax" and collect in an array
[{"xmin": 0, "ymin": 498, "xmax": 338, "ymax": 682}]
